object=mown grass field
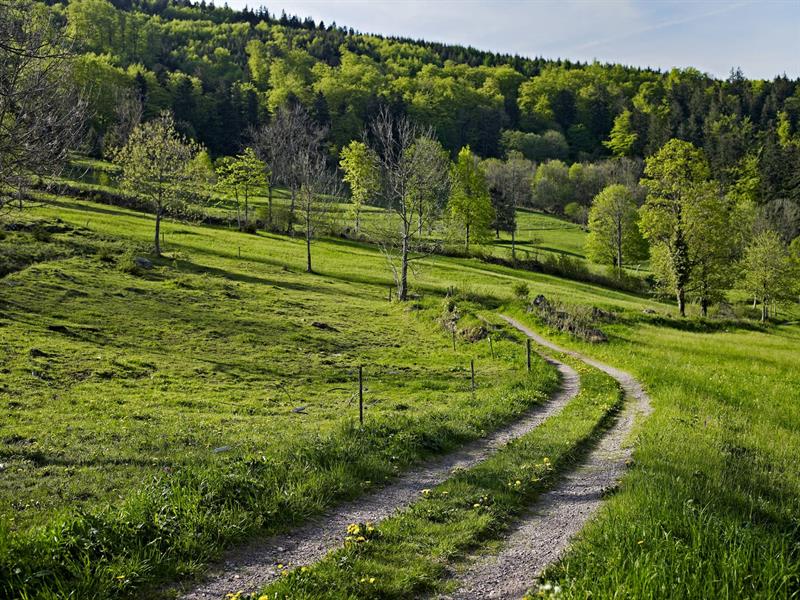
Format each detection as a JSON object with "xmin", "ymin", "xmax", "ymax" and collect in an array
[{"xmin": 1, "ymin": 187, "xmax": 798, "ymax": 598}]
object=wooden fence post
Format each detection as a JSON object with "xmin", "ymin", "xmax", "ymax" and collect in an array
[
  {"xmin": 470, "ymin": 359, "xmax": 475, "ymax": 393},
  {"xmin": 488, "ymin": 335, "xmax": 494, "ymax": 359},
  {"xmin": 358, "ymin": 365, "xmax": 364, "ymax": 426},
  {"xmin": 526, "ymin": 339, "xmax": 531, "ymax": 372},
  {"xmin": 452, "ymin": 328, "xmax": 457, "ymax": 351}
]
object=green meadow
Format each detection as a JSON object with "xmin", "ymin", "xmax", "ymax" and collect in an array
[{"xmin": 1, "ymin": 193, "xmax": 798, "ymax": 598}]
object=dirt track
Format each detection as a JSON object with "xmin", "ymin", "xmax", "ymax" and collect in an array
[
  {"xmin": 179, "ymin": 352, "xmax": 580, "ymax": 600},
  {"xmin": 440, "ymin": 315, "xmax": 652, "ymax": 599}
]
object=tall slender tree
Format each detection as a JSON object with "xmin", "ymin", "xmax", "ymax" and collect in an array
[
  {"xmin": 367, "ymin": 106, "xmax": 449, "ymax": 300},
  {"xmin": 339, "ymin": 140, "xmax": 380, "ymax": 234},
  {"xmin": 449, "ymin": 146, "xmax": 494, "ymax": 252}
]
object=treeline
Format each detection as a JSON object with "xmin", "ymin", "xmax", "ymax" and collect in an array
[{"xmin": 41, "ymin": 1, "xmax": 800, "ymax": 178}]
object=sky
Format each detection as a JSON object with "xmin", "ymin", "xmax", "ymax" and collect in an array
[{"xmin": 222, "ymin": 0, "xmax": 800, "ymax": 79}]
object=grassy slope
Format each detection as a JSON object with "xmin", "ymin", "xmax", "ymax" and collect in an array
[
  {"xmin": 0, "ymin": 197, "xmax": 561, "ymax": 598},
  {"xmin": 1, "ymin": 192, "xmax": 798, "ymax": 598},
  {"xmin": 504, "ymin": 310, "xmax": 800, "ymax": 598}
]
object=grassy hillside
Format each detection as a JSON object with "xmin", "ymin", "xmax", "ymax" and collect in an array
[{"xmin": 1, "ymin": 192, "xmax": 798, "ymax": 598}]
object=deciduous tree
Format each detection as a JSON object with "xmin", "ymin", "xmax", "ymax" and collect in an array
[
  {"xmin": 339, "ymin": 140, "xmax": 380, "ymax": 233},
  {"xmin": 0, "ymin": 0, "xmax": 87, "ymax": 211},
  {"xmin": 367, "ymin": 107, "xmax": 449, "ymax": 300},
  {"xmin": 639, "ymin": 139, "xmax": 729, "ymax": 316},
  {"xmin": 115, "ymin": 111, "xmax": 201, "ymax": 256},
  {"xmin": 215, "ymin": 147, "xmax": 266, "ymax": 230},
  {"xmin": 585, "ymin": 184, "xmax": 648, "ymax": 276},
  {"xmin": 449, "ymin": 146, "xmax": 494, "ymax": 252},
  {"xmin": 738, "ymin": 230, "xmax": 796, "ymax": 321}
]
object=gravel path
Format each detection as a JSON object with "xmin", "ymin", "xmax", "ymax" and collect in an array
[
  {"xmin": 179, "ymin": 354, "xmax": 580, "ymax": 600},
  {"xmin": 440, "ymin": 315, "xmax": 653, "ymax": 600}
]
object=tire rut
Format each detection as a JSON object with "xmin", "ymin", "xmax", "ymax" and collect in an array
[
  {"xmin": 179, "ymin": 354, "xmax": 580, "ymax": 600},
  {"xmin": 440, "ymin": 315, "xmax": 652, "ymax": 600}
]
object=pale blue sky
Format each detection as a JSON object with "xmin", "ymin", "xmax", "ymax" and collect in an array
[{"xmin": 223, "ymin": 0, "xmax": 799, "ymax": 79}]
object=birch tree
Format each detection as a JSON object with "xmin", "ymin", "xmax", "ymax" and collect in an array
[{"xmin": 368, "ymin": 107, "xmax": 449, "ymax": 301}]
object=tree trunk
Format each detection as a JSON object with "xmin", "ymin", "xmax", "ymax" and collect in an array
[
  {"xmin": 355, "ymin": 208, "xmax": 360, "ymax": 234},
  {"xmin": 465, "ymin": 223, "xmax": 470, "ymax": 253},
  {"xmin": 700, "ymin": 297, "xmax": 708, "ymax": 317},
  {"xmin": 511, "ymin": 228, "xmax": 516, "ymax": 263},
  {"xmin": 761, "ymin": 297, "xmax": 768, "ymax": 322},
  {"xmin": 267, "ymin": 186, "xmax": 273, "ymax": 228},
  {"xmin": 400, "ymin": 233, "xmax": 409, "ymax": 301},
  {"xmin": 306, "ymin": 225, "xmax": 312, "ymax": 273},
  {"xmin": 616, "ymin": 220, "xmax": 623, "ymax": 278},
  {"xmin": 244, "ymin": 192, "xmax": 249, "ymax": 228},
  {"xmin": 154, "ymin": 207, "xmax": 162, "ymax": 256},
  {"xmin": 288, "ymin": 187, "xmax": 296, "ymax": 234},
  {"xmin": 677, "ymin": 286, "xmax": 686, "ymax": 317}
]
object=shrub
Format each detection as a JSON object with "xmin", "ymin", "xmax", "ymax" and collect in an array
[{"xmin": 512, "ymin": 281, "xmax": 530, "ymax": 302}]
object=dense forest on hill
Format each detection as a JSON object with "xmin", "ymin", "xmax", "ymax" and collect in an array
[{"xmin": 40, "ymin": 1, "xmax": 800, "ymax": 167}]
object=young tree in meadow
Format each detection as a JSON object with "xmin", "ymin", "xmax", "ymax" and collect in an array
[
  {"xmin": 407, "ymin": 136, "xmax": 452, "ymax": 236},
  {"xmin": 297, "ymin": 146, "xmax": 338, "ymax": 273},
  {"xmin": 215, "ymin": 147, "xmax": 266, "ymax": 230},
  {"xmin": 585, "ymin": 184, "xmax": 648, "ymax": 276},
  {"xmin": 639, "ymin": 139, "xmax": 730, "ymax": 317},
  {"xmin": 449, "ymin": 146, "xmax": 494, "ymax": 252},
  {"xmin": 484, "ymin": 153, "xmax": 532, "ymax": 261},
  {"xmin": 368, "ymin": 106, "xmax": 449, "ymax": 300},
  {"xmin": 0, "ymin": 0, "xmax": 87, "ymax": 211},
  {"xmin": 251, "ymin": 104, "xmax": 324, "ymax": 233},
  {"xmin": 339, "ymin": 140, "xmax": 380, "ymax": 234},
  {"xmin": 115, "ymin": 112, "xmax": 201, "ymax": 256},
  {"xmin": 738, "ymin": 230, "xmax": 796, "ymax": 321},
  {"xmin": 483, "ymin": 158, "xmax": 510, "ymax": 238}
]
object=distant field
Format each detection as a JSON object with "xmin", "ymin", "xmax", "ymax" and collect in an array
[{"xmin": 63, "ymin": 157, "xmax": 624, "ymax": 274}]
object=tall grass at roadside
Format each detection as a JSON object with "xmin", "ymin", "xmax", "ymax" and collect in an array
[{"xmin": 506, "ymin": 309, "xmax": 800, "ymax": 599}]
